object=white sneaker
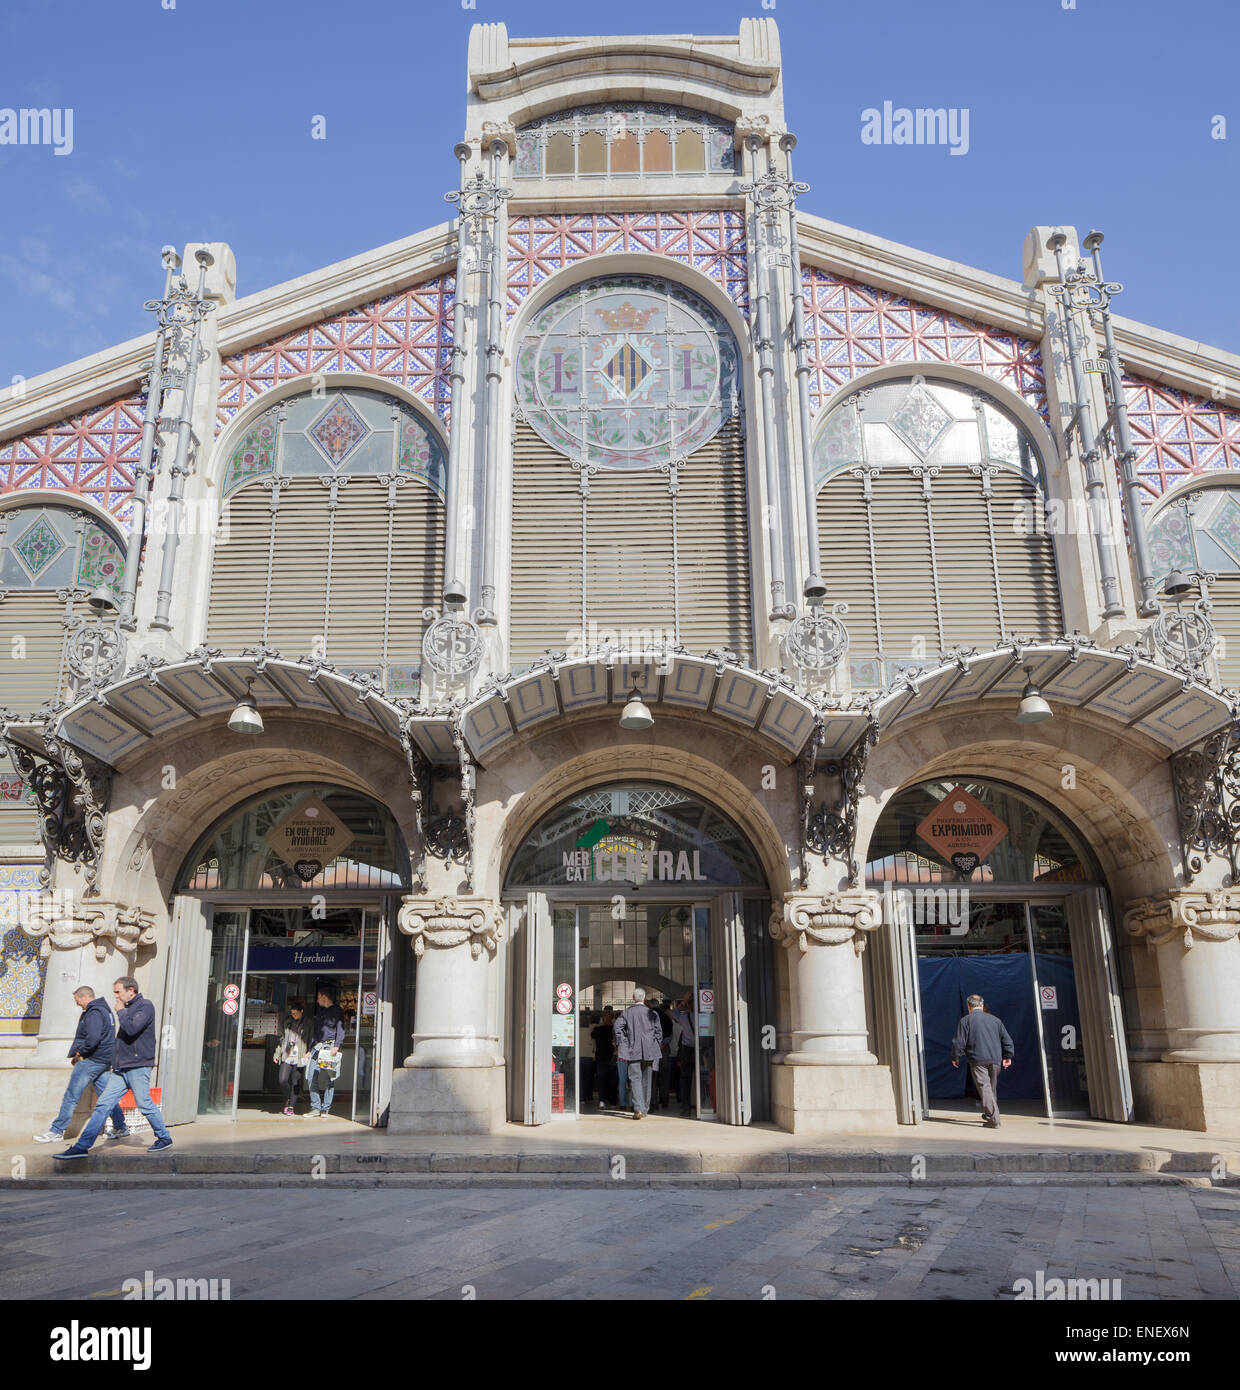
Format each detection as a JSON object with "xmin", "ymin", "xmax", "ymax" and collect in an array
[{"xmin": 33, "ymin": 1131, "xmax": 61, "ymax": 1143}]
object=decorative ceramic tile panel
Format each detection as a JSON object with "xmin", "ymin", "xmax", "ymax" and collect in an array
[
  {"xmin": 0, "ymin": 396, "xmax": 143, "ymax": 524},
  {"xmin": 508, "ymin": 212, "xmax": 749, "ymax": 318},
  {"xmin": 1123, "ymin": 375, "xmax": 1240, "ymax": 506},
  {"xmin": 802, "ymin": 266, "xmax": 1048, "ymax": 422},
  {"xmin": 216, "ymin": 274, "xmax": 455, "ymax": 430},
  {"xmin": 0, "ymin": 864, "xmax": 44, "ymax": 1035}
]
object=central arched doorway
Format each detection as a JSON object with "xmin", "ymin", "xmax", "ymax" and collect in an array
[
  {"xmin": 162, "ymin": 783, "xmax": 415, "ymax": 1128},
  {"xmin": 502, "ymin": 781, "xmax": 773, "ymax": 1126},
  {"xmin": 865, "ymin": 777, "xmax": 1133, "ymax": 1125}
]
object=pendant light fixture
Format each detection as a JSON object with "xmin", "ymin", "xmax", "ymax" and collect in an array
[
  {"xmin": 618, "ymin": 687, "xmax": 654, "ymax": 732},
  {"xmin": 228, "ymin": 677, "xmax": 264, "ymax": 735},
  {"xmin": 1014, "ymin": 666, "xmax": 1053, "ymax": 723}
]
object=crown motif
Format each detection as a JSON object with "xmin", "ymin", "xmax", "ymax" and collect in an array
[{"xmin": 594, "ymin": 300, "xmax": 658, "ymax": 331}]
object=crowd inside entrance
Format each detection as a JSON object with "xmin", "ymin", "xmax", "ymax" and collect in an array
[{"xmin": 572, "ymin": 990, "xmax": 706, "ymax": 1117}]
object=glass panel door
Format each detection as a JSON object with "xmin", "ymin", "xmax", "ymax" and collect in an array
[
  {"xmin": 352, "ymin": 910, "xmax": 380, "ymax": 1124},
  {"xmin": 1028, "ymin": 901, "xmax": 1090, "ymax": 1116},
  {"xmin": 693, "ymin": 904, "xmax": 716, "ymax": 1118},
  {"xmin": 198, "ymin": 909, "xmax": 248, "ymax": 1117},
  {"xmin": 552, "ymin": 907, "xmax": 578, "ymax": 1117}
]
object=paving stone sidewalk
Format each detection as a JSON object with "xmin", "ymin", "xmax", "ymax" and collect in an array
[{"xmin": 2, "ymin": 1184, "xmax": 1237, "ymax": 1300}]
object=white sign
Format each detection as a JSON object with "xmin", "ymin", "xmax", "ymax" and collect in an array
[
  {"xmin": 698, "ymin": 988, "xmax": 715, "ymax": 1013},
  {"xmin": 362, "ymin": 991, "xmax": 377, "ymax": 1017},
  {"xmin": 222, "ymin": 999, "xmax": 239, "ymax": 1016},
  {"xmin": 551, "ymin": 1011, "xmax": 575, "ymax": 1047},
  {"xmin": 1040, "ymin": 985, "xmax": 1058, "ymax": 1010},
  {"xmin": 555, "ymin": 999, "xmax": 572, "ymax": 1014},
  {"xmin": 223, "ymin": 984, "xmax": 240, "ymax": 1001}
]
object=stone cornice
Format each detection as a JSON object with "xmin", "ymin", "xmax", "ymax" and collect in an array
[
  {"xmin": 397, "ymin": 895, "xmax": 503, "ymax": 959},
  {"xmin": 1123, "ymin": 889, "xmax": 1240, "ymax": 950},
  {"xmin": 0, "ymin": 221, "xmax": 457, "ymax": 441},
  {"xmin": 770, "ymin": 891, "xmax": 883, "ymax": 955}
]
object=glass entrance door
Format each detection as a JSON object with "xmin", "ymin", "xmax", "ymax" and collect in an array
[{"xmin": 546, "ymin": 900, "xmax": 720, "ymax": 1120}]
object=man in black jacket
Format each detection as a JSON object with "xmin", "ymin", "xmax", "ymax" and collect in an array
[
  {"xmin": 951, "ymin": 994, "xmax": 1015, "ymax": 1128},
  {"xmin": 55, "ymin": 977, "xmax": 173, "ymax": 1158},
  {"xmin": 33, "ymin": 987, "xmax": 129, "ymax": 1143},
  {"xmin": 306, "ymin": 985, "xmax": 347, "ymax": 1118}
]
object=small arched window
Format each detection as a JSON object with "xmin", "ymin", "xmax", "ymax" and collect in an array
[
  {"xmin": 812, "ymin": 376, "xmax": 1062, "ymax": 687},
  {"xmin": 0, "ymin": 503, "xmax": 125, "ymax": 841}
]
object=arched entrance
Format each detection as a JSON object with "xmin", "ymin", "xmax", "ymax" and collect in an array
[
  {"xmin": 163, "ymin": 783, "xmax": 414, "ymax": 1128},
  {"xmin": 865, "ymin": 777, "xmax": 1133, "ymax": 1125},
  {"xmin": 501, "ymin": 781, "xmax": 773, "ymax": 1126}
]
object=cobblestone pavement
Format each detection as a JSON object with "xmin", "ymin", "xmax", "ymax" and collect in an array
[{"xmin": 3, "ymin": 1184, "xmax": 1238, "ymax": 1301}]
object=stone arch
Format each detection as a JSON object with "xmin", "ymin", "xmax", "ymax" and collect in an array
[
  {"xmin": 854, "ymin": 705, "xmax": 1179, "ymax": 904},
  {"xmin": 0, "ymin": 489, "xmax": 126, "ymax": 546},
  {"xmin": 98, "ymin": 714, "xmax": 420, "ymax": 911},
  {"xmin": 477, "ymin": 711, "xmax": 794, "ymax": 902}
]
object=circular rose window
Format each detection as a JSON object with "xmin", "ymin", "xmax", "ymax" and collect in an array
[{"xmin": 514, "ymin": 275, "xmax": 740, "ymax": 470}]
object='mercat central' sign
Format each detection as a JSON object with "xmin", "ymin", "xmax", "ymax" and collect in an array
[{"xmin": 561, "ymin": 849, "xmax": 706, "ymax": 883}]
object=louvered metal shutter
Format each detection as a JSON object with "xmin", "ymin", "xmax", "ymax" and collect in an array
[
  {"xmin": 1211, "ymin": 571, "xmax": 1240, "ymax": 688},
  {"xmin": 509, "ymin": 418, "xmax": 753, "ymax": 669},
  {"xmin": 510, "ymin": 423, "xmax": 584, "ymax": 669},
  {"xmin": 206, "ymin": 477, "xmax": 444, "ymax": 678},
  {"xmin": 816, "ymin": 464, "xmax": 1062, "ymax": 681},
  {"xmin": 676, "ymin": 417, "xmax": 753, "ymax": 658},
  {"xmin": 584, "ymin": 470, "xmax": 676, "ymax": 643},
  {"xmin": 0, "ymin": 592, "xmax": 87, "ymax": 844}
]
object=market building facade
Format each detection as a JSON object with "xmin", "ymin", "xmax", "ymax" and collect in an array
[{"xmin": 3, "ymin": 19, "xmax": 1240, "ymax": 1137}]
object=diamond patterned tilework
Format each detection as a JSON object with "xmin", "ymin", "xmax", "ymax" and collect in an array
[
  {"xmin": 1124, "ymin": 375, "xmax": 1240, "ymax": 507},
  {"xmin": 0, "ymin": 865, "xmax": 44, "ymax": 1034},
  {"xmin": 307, "ymin": 395, "xmax": 370, "ymax": 467},
  {"xmin": 803, "ymin": 266, "xmax": 1048, "ymax": 422},
  {"xmin": 0, "ymin": 395, "xmax": 143, "ymax": 523},
  {"xmin": 508, "ymin": 212, "xmax": 748, "ymax": 317},
  {"xmin": 216, "ymin": 274, "xmax": 455, "ymax": 431},
  {"xmin": 12, "ymin": 514, "xmax": 64, "ymax": 577}
]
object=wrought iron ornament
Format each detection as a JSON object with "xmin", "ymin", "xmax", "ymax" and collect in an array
[
  {"xmin": 421, "ymin": 609, "xmax": 484, "ymax": 679},
  {"xmin": 784, "ymin": 603, "xmax": 849, "ymax": 673},
  {"xmin": 1171, "ymin": 724, "xmax": 1240, "ymax": 884}
]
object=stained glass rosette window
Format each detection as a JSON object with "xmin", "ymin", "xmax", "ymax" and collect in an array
[{"xmin": 515, "ymin": 277, "xmax": 739, "ymax": 470}]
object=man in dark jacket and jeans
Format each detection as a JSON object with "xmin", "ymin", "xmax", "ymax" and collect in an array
[
  {"xmin": 55, "ymin": 977, "xmax": 173, "ymax": 1158},
  {"xmin": 951, "ymin": 994, "xmax": 1014, "ymax": 1128},
  {"xmin": 33, "ymin": 987, "xmax": 129, "ymax": 1143}
]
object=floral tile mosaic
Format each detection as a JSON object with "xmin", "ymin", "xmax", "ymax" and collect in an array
[{"xmin": 0, "ymin": 864, "xmax": 44, "ymax": 1035}]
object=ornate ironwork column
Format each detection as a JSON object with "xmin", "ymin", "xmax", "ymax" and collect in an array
[{"xmin": 151, "ymin": 249, "xmax": 216, "ymax": 630}]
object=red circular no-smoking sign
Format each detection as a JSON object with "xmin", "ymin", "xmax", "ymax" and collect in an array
[{"xmin": 222, "ymin": 999, "xmax": 239, "ymax": 1016}]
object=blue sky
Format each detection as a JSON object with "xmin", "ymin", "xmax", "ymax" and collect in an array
[{"xmin": 0, "ymin": 0, "xmax": 1236, "ymax": 387}]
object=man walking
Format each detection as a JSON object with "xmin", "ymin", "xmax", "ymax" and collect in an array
[
  {"xmin": 671, "ymin": 995, "xmax": 696, "ymax": 1117},
  {"xmin": 306, "ymin": 985, "xmax": 346, "ymax": 1118},
  {"xmin": 33, "ymin": 987, "xmax": 129, "ymax": 1144},
  {"xmin": 55, "ymin": 976, "xmax": 173, "ymax": 1158},
  {"xmin": 613, "ymin": 987, "xmax": 662, "ymax": 1120},
  {"xmin": 951, "ymin": 993, "xmax": 1014, "ymax": 1128}
]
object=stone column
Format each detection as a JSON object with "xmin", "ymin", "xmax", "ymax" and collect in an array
[
  {"xmin": 22, "ymin": 900, "xmax": 157, "ymax": 1068},
  {"xmin": 767, "ymin": 891, "xmax": 896, "ymax": 1132},
  {"xmin": 388, "ymin": 895, "xmax": 505, "ymax": 1134},
  {"xmin": 1124, "ymin": 889, "xmax": 1240, "ymax": 1131}
]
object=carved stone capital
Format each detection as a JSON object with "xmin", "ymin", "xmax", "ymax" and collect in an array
[
  {"xmin": 397, "ymin": 895, "xmax": 503, "ymax": 959},
  {"xmin": 1123, "ymin": 889, "xmax": 1240, "ymax": 951},
  {"xmin": 770, "ymin": 891, "xmax": 884, "ymax": 956},
  {"xmin": 21, "ymin": 898, "xmax": 158, "ymax": 961}
]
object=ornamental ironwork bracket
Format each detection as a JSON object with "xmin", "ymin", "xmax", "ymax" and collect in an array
[
  {"xmin": 1170, "ymin": 721, "xmax": 1240, "ymax": 884},
  {"xmin": 397, "ymin": 709, "xmax": 432, "ymax": 893},
  {"xmin": 798, "ymin": 716, "xmax": 879, "ymax": 889},
  {"xmin": 1, "ymin": 715, "xmax": 112, "ymax": 896}
]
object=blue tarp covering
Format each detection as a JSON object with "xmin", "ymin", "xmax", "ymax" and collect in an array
[{"xmin": 918, "ymin": 954, "xmax": 1081, "ymax": 1101}]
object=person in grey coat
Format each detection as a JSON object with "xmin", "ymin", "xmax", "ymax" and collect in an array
[
  {"xmin": 951, "ymin": 994, "xmax": 1014, "ymax": 1128},
  {"xmin": 613, "ymin": 987, "xmax": 663, "ymax": 1120}
]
